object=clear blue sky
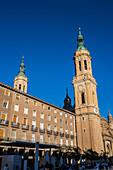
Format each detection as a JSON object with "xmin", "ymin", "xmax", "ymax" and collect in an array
[{"xmin": 0, "ymin": 0, "xmax": 113, "ymax": 119}]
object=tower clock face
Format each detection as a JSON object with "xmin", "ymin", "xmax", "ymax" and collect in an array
[{"xmin": 94, "ymin": 108, "xmax": 97, "ymax": 114}]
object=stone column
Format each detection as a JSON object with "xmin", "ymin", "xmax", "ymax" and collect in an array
[{"xmin": 35, "ymin": 142, "xmax": 39, "ymax": 170}]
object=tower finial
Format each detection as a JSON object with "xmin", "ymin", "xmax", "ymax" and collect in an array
[
  {"xmin": 22, "ymin": 56, "xmax": 24, "ymax": 62},
  {"xmin": 79, "ymin": 27, "xmax": 81, "ymax": 35},
  {"xmin": 18, "ymin": 56, "xmax": 25, "ymax": 76},
  {"xmin": 77, "ymin": 28, "xmax": 86, "ymax": 51}
]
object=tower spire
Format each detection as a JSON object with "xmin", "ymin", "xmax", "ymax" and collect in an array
[
  {"xmin": 66, "ymin": 88, "xmax": 68, "ymax": 96},
  {"xmin": 18, "ymin": 56, "xmax": 25, "ymax": 76},
  {"xmin": 77, "ymin": 28, "xmax": 86, "ymax": 51},
  {"xmin": 14, "ymin": 56, "xmax": 28, "ymax": 93}
]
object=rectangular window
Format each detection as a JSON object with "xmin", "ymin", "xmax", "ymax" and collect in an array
[
  {"xmin": 41, "ymin": 104, "xmax": 44, "ymax": 109},
  {"xmin": 71, "ymin": 130, "xmax": 73, "ymax": 135},
  {"xmin": 60, "ymin": 119, "xmax": 62, "ymax": 124},
  {"xmin": 60, "ymin": 138, "xmax": 63, "ymax": 146},
  {"xmin": 34, "ymin": 101, "xmax": 37, "ymax": 106},
  {"xmin": 66, "ymin": 140, "xmax": 68, "ymax": 146},
  {"xmin": 22, "ymin": 131, "xmax": 26, "ymax": 141},
  {"xmin": 1, "ymin": 112, "xmax": 6, "ymax": 120},
  {"xmin": 48, "ymin": 115, "xmax": 51, "ymax": 121},
  {"xmin": 11, "ymin": 130, "xmax": 16, "ymax": 139},
  {"xmin": 54, "ymin": 117, "xmax": 57, "ymax": 123},
  {"xmin": 23, "ymin": 118, "xmax": 27, "ymax": 125},
  {"xmin": 40, "ymin": 134, "xmax": 43, "ymax": 143},
  {"xmin": 0, "ymin": 129, "xmax": 4, "ymax": 139},
  {"xmin": 79, "ymin": 61, "xmax": 81, "ymax": 71},
  {"xmin": 16, "ymin": 94, "xmax": 20, "ymax": 100},
  {"xmin": 41, "ymin": 113, "xmax": 44, "ymax": 119},
  {"xmin": 32, "ymin": 133, "xmax": 35, "ymax": 142},
  {"xmin": 54, "ymin": 109, "xmax": 56, "ymax": 113},
  {"xmin": 70, "ymin": 116, "xmax": 72, "ymax": 119},
  {"xmin": 65, "ymin": 120, "xmax": 68, "ymax": 126},
  {"xmin": 70, "ymin": 123, "xmax": 72, "ymax": 127},
  {"xmin": 13, "ymin": 115, "xmax": 17, "ymax": 123},
  {"xmin": 5, "ymin": 90, "xmax": 10, "ymax": 96},
  {"xmin": 25, "ymin": 98, "xmax": 29, "ymax": 103},
  {"xmin": 84, "ymin": 60, "xmax": 87, "ymax": 70},
  {"xmin": 48, "ymin": 107, "xmax": 50, "ymax": 111},
  {"xmin": 32, "ymin": 120, "xmax": 36, "ymax": 127},
  {"xmin": 54, "ymin": 126, "xmax": 57, "ymax": 132},
  {"xmin": 66, "ymin": 129, "xmax": 68, "ymax": 134},
  {"xmin": 14, "ymin": 104, "xmax": 19, "ymax": 111},
  {"xmin": 48, "ymin": 124, "xmax": 50, "ymax": 131},
  {"xmin": 33, "ymin": 110, "xmax": 36, "ymax": 117},
  {"xmin": 3, "ymin": 101, "xmax": 8, "ymax": 108},
  {"xmin": 40, "ymin": 122, "xmax": 43, "ymax": 130},
  {"xmin": 60, "ymin": 112, "xmax": 62, "ymax": 116},
  {"xmin": 71, "ymin": 140, "xmax": 73, "ymax": 147},
  {"xmin": 65, "ymin": 114, "xmax": 67, "ymax": 117},
  {"xmin": 60, "ymin": 128, "xmax": 63, "ymax": 133},
  {"xmin": 24, "ymin": 107, "xmax": 28, "ymax": 114}
]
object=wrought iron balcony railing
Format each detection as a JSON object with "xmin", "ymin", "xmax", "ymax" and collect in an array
[
  {"xmin": 31, "ymin": 125, "xmax": 38, "ymax": 132},
  {"xmin": 39, "ymin": 128, "xmax": 45, "ymax": 133},
  {"xmin": 70, "ymin": 135, "xmax": 74, "ymax": 139},
  {"xmin": 11, "ymin": 122, "xmax": 20, "ymax": 128},
  {"xmin": 0, "ymin": 119, "xmax": 9, "ymax": 126},
  {"xmin": 60, "ymin": 132, "xmax": 64, "ymax": 137},
  {"xmin": 21, "ymin": 124, "xmax": 29, "ymax": 130},
  {"xmin": 47, "ymin": 130, "xmax": 52, "ymax": 135},
  {"xmin": 54, "ymin": 131, "xmax": 58, "ymax": 136},
  {"xmin": 65, "ymin": 133, "xmax": 69, "ymax": 138}
]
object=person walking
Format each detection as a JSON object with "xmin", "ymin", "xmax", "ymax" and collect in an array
[{"xmin": 4, "ymin": 164, "xmax": 9, "ymax": 170}]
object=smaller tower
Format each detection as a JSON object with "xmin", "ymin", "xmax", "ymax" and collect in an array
[
  {"xmin": 108, "ymin": 109, "xmax": 112, "ymax": 123},
  {"xmin": 63, "ymin": 89, "xmax": 74, "ymax": 112},
  {"xmin": 14, "ymin": 57, "xmax": 28, "ymax": 93}
]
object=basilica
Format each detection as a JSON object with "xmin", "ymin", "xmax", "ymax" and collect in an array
[{"xmin": 0, "ymin": 28, "xmax": 112, "ymax": 160}]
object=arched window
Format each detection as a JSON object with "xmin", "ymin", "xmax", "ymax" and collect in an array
[
  {"xmin": 84, "ymin": 60, "xmax": 87, "ymax": 70},
  {"xmin": 19, "ymin": 84, "xmax": 21, "ymax": 90},
  {"xmin": 79, "ymin": 61, "xmax": 81, "ymax": 71},
  {"xmin": 107, "ymin": 143, "xmax": 110, "ymax": 153},
  {"xmin": 23, "ymin": 85, "xmax": 25, "ymax": 92},
  {"xmin": 81, "ymin": 92, "xmax": 85, "ymax": 104}
]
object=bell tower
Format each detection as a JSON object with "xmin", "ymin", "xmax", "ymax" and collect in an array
[
  {"xmin": 73, "ymin": 28, "xmax": 103, "ymax": 153},
  {"xmin": 14, "ymin": 57, "xmax": 28, "ymax": 93}
]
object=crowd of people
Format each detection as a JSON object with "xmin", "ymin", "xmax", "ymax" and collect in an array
[{"xmin": 39, "ymin": 160, "xmax": 113, "ymax": 170}]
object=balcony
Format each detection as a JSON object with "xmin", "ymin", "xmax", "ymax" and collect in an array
[
  {"xmin": 54, "ymin": 131, "xmax": 58, "ymax": 136},
  {"xmin": 39, "ymin": 128, "xmax": 45, "ymax": 133},
  {"xmin": 70, "ymin": 135, "xmax": 74, "ymax": 139},
  {"xmin": 21, "ymin": 124, "xmax": 29, "ymax": 130},
  {"xmin": 0, "ymin": 119, "xmax": 9, "ymax": 126},
  {"xmin": 47, "ymin": 130, "xmax": 52, "ymax": 135},
  {"xmin": 65, "ymin": 133, "xmax": 69, "ymax": 138},
  {"xmin": 11, "ymin": 122, "xmax": 20, "ymax": 128},
  {"xmin": 31, "ymin": 125, "xmax": 38, "ymax": 132},
  {"xmin": 60, "ymin": 132, "xmax": 64, "ymax": 137}
]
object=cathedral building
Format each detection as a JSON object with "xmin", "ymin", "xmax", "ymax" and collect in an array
[{"xmin": 0, "ymin": 28, "xmax": 113, "ymax": 157}]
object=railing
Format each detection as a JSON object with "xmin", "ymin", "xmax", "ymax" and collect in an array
[
  {"xmin": 39, "ymin": 128, "xmax": 45, "ymax": 133},
  {"xmin": 0, "ymin": 119, "xmax": 9, "ymax": 126},
  {"xmin": 60, "ymin": 132, "xmax": 64, "ymax": 137},
  {"xmin": 54, "ymin": 131, "xmax": 58, "ymax": 136},
  {"xmin": 11, "ymin": 122, "xmax": 20, "ymax": 128},
  {"xmin": 21, "ymin": 124, "xmax": 29, "ymax": 130},
  {"xmin": 47, "ymin": 130, "xmax": 52, "ymax": 135},
  {"xmin": 65, "ymin": 133, "xmax": 69, "ymax": 138},
  {"xmin": 31, "ymin": 125, "xmax": 38, "ymax": 132},
  {"xmin": 70, "ymin": 135, "xmax": 74, "ymax": 139}
]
